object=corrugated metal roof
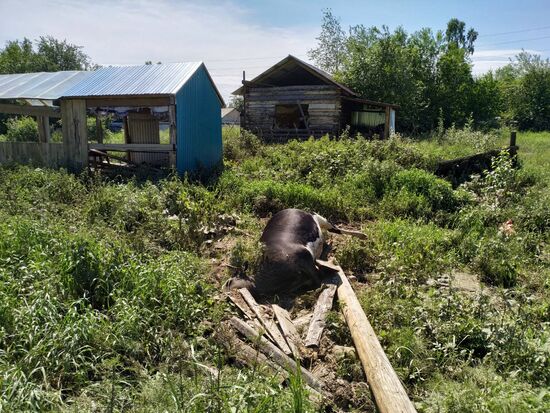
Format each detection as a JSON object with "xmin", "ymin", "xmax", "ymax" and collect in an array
[
  {"xmin": 0, "ymin": 71, "xmax": 90, "ymax": 101},
  {"xmin": 62, "ymin": 62, "xmax": 203, "ymax": 98}
]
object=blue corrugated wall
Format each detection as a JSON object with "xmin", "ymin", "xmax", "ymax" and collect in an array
[{"xmin": 175, "ymin": 65, "xmax": 222, "ymax": 174}]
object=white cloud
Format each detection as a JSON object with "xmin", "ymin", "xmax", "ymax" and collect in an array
[
  {"xmin": 0, "ymin": 0, "xmax": 318, "ymax": 100},
  {"xmin": 471, "ymin": 48, "xmax": 542, "ymax": 74}
]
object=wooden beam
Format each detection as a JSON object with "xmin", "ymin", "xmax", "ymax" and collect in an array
[
  {"xmin": 229, "ymin": 317, "xmax": 325, "ymax": 394},
  {"xmin": 168, "ymin": 104, "xmax": 177, "ymax": 168},
  {"xmin": 36, "ymin": 116, "xmax": 50, "ymax": 143},
  {"xmin": 384, "ymin": 106, "xmax": 391, "ymax": 139},
  {"xmin": 82, "ymin": 96, "xmax": 171, "ymax": 108},
  {"xmin": 89, "ymin": 143, "xmax": 174, "ymax": 152},
  {"xmin": 61, "ymin": 99, "xmax": 88, "ymax": 172},
  {"xmin": 304, "ymin": 284, "xmax": 337, "ymax": 348},
  {"xmin": 335, "ymin": 265, "xmax": 416, "ymax": 413},
  {"xmin": 0, "ymin": 103, "xmax": 61, "ymax": 118},
  {"xmin": 238, "ymin": 288, "xmax": 293, "ymax": 356},
  {"xmin": 272, "ymin": 304, "xmax": 302, "ymax": 358},
  {"xmin": 95, "ymin": 113, "xmax": 104, "ymax": 144}
]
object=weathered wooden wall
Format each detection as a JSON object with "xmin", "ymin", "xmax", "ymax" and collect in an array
[
  {"xmin": 0, "ymin": 142, "xmax": 66, "ymax": 167},
  {"xmin": 243, "ymin": 85, "xmax": 343, "ymax": 141},
  {"xmin": 127, "ymin": 112, "xmax": 167, "ymax": 166},
  {"xmin": 61, "ymin": 99, "xmax": 88, "ymax": 171}
]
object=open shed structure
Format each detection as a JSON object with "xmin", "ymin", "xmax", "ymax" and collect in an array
[
  {"xmin": 233, "ymin": 55, "xmax": 398, "ymax": 142},
  {"xmin": 0, "ymin": 63, "xmax": 224, "ymax": 175}
]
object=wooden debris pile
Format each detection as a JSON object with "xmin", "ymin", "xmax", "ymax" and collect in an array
[{"xmin": 218, "ymin": 264, "xmax": 418, "ymax": 413}]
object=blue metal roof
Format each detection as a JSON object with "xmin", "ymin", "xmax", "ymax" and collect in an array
[
  {"xmin": 0, "ymin": 71, "xmax": 90, "ymax": 101},
  {"xmin": 62, "ymin": 62, "xmax": 205, "ymax": 98}
]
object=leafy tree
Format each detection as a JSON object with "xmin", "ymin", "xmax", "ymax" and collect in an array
[
  {"xmin": 307, "ymin": 9, "xmax": 347, "ymax": 74},
  {"xmin": 497, "ymin": 52, "xmax": 550, "ymax": 130},
  {"xmin": 445, "ymin": 18, "xmax": 478, "ymax": 55},
  {"xmin": 0, "ymin": 36, "xmax": 91, "ymax": 74},
  {"xmin": 308, "ymin": 13, "xmax": 500, "ymax": 133}
]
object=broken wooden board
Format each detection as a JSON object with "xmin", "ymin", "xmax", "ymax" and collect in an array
[
  {"xmin": 227, "ymin": 290, "xmax": 255, "ymax": 319},
  {"xmin": 272, "ymin": 304, "xmax": 302, "ymax": 359},
  {"xmin": 229, "ymin": 316, "xmax": 325, "ymax": 395},
  {"xmin": 304, "ymin": 283, "xmax": 337, "ymax": 348},
  {"xmin": 239, "ymin": 288, "xmax": 293, "ymax": 356}
]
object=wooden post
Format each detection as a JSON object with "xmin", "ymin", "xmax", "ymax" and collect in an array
[
  {"xmin": 95, "ymin": 111, "xmax": 103, "ymax": 144},
  {"xmin": 241, "ymin": 71, "xmax": 246, "ymax": 131},
  {"xmin": 61, "ymin": 99, "xmax": 88, "ymax": 171},
  {"xmin": 510, "ymin": 130, "xmax": 517, "ymax": 147},
  {"xmin": 168, "ymin": 104, "xmax": 177, "ymax": 169},
  {"xmin": 37, "ymin": 116, "xmax": 50, "ymax": 143},
  {"xmin": 335, "ymin": 266, "xmax": 416, "ymax": 413},
  {"xmin": 384, "ymin": 106, "xmax": 391, "ymax": 139}
]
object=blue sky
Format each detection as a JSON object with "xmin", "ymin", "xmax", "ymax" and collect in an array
[{"xmin": 1, "ymin": 0, "xmax": 549, "ymax": 99}]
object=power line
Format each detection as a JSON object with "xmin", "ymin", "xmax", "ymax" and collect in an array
[
  {"xmin": 479, "ymin": 25, "xmax": 550, "ymax": 38},
  {"xmin": 477, "ymin": 34, "xmax": 550, "ymax": 47}
]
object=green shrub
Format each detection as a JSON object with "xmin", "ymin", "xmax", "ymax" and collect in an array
[
  {"xmin": 5, "ymin": 116, "xmax": 39, "ymax": 142},
  {"xmin": 223, "ymin": 127, "xmax": 262, "ymax": 161},
  {"xmin": 472, "ymin": 236, "xmax": 520, "ymax": 287},
  {"xmin": 381, "ymin": 169, "xmax": 459, "ymax": 219}
]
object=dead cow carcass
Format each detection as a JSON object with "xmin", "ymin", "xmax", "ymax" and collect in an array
[{"xmin": 224, "ymin": 208, "xmax": 365, "ymax": 296}]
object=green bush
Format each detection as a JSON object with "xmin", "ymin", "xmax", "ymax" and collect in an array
[
  {"xmin": 381, "ymin": 168, "xmax": 459, "ymax": 219},
  {"xmin": 5, "ymin": 116, "xmax": 39, "ymax": 142}
]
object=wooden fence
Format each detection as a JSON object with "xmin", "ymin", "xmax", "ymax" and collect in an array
[{"xmin": 0, "ymin": 142, "xmax": 67, "ymax": 168}]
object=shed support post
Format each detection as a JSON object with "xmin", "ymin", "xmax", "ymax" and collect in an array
[
  {"xmin": 168, "ymin": 104, "xmax": 177, "ymax": 169},
  {"xmin": 384, "ymin": 106, "xmax": 391, "ymax": 139},
  {"xmin": 61, "ymin": 99, "xmax": 88, "ymax": 171},
  {"xmin": 37, "ymin": 116, "xmax": 50, "ymax": 143},
  {"xmin": 95, "ymin": 112, "xmax": 104, "ymax": 144}
]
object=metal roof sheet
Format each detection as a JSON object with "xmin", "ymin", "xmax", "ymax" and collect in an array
[
  {"xmin": 0, "ymin": 71, "xmax": 90, "ymax": 101},
  {"xmin": 62, "ymin": 62, "xmax": 203, "ymax": 98}
]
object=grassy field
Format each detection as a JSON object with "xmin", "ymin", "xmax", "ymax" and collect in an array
[{"xmin": 0, "ymin": 128, "xmax": 548, "ymax": 412}]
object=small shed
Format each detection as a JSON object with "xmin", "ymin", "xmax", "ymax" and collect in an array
[
  {"xmin": 221, "ymin": 107, "xmax": 240, "ymax": 125},
  {"xmin": 0, "ymin": 63, "xmax": 224, "ymax": 175},
  {"xmin": 233, "ymin": 55, "xmax": 397, "ymax": 141}
]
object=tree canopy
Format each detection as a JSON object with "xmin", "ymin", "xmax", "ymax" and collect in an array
[
  {"xmin": 0, "ymin": 36, "xmax": 92, "ymax": 74},
  {"xmin": 308, "ymin": 10, "xmax": 549, "ymax": 132}
]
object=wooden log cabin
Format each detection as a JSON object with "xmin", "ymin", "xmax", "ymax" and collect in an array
[{"xmin": 233, "ymin": 55, "xmax": 398, "ymax": 142}]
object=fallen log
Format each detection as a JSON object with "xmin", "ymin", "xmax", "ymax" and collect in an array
[
  {"xmin": 229, "ymin": 316, "xmax": 325, "ymax": 394},
  {"xmin": 334, "ymin": 265, "xmax": 417, "ymax": 413},
  {"xmin": 304, "ymin": 284, "xmax": 337, "ymax": 348},
  {"xmin": 239, "ymin": 288, "xmax": 292, "ymax": 355},
  {"xmin": 272, "ymin": 304, "xmax": 302, "ymax": 358}
]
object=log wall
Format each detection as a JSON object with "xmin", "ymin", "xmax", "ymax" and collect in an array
[{"xmin": 243, "ymin": 85, "xmax": 343, "ymax": 141}]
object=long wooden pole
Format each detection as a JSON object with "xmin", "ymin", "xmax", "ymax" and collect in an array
[{"xmin": 335, "ymin": 266, "xmax": 417, "ymax": 413}]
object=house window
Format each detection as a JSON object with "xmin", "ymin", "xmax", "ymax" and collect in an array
[{"xmin": 275, "ymin": 104, "xmax": 309, "ymax": 129}]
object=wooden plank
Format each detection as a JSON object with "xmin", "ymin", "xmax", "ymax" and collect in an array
[
  {"xmin": 384, "ymin": 106, "xmax": 391, "ymax": 139},
  {"xmin": 0, "ymin": 103, "xmax": 61, "ymax": 118},
  {"xmin": 227, "ymin": 291, "xmax": 256, "ymax": 320},
  {"xmin": 219, "ymin": 323, "xmax": 285, "ymax": 380},
  {"xmin": 272, "ymin": 304, "xmax": 302, "ymax": 358},
  {"xmin": 293, "ymin": 313, "xmax": 313, "ymax": 332},
  {"xmin": 83, "ymin": 96, "xmax": 171, "ymax": 108},
  {"xmin": 89, "ymin": 143, "xmax": 174, "ymax": 152},
  {"xmin": 335, "ymin": 265, "xmax": 417, "ymax": 413},
  {"xmin": 95, "ymin": 113, "xmax": 104, "ymax": 144},
  {"xmin": 304, "ymin": 284, "xmax": 337, "ymax": 348},
  {"xmin": 168, "ymin": 104, "xmax": 177, "ymax": 168},
  {"xmin": 229, "ymin": 317, "xmax": 325, "ymax": 394},
  {"xmin": 238, "ymin": 288, "xmax": 292, "ymax": 356}
]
